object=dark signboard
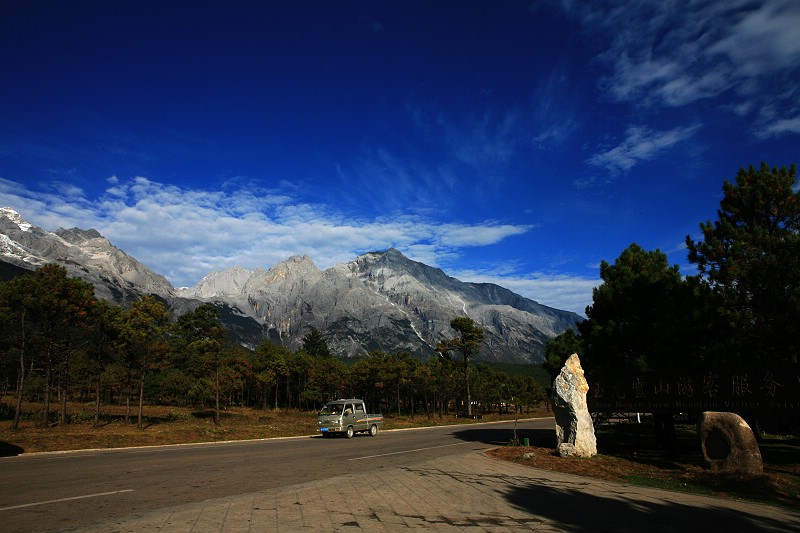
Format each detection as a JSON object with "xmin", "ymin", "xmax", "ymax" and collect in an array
[{"xmin": 586, "ymin": 364, "xmax": 800, "ymax": 415}]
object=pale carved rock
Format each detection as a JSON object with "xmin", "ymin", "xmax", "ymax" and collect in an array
[
  {"xmin": 552, "ymin": 353, "xmax": 597, "ymax": 458},
  {"xmin": 697, "ymin": 411, "xmax": 763, "ymax": 475}
]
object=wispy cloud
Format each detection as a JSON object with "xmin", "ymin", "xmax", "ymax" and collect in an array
[
  {"xmin": 587, "ymin": 124, "xmax": 701, "ymax": 175},
  {"xmin": 757, "ymin": 116, "xmax": 800, "ymax": 138},
  {"xmin": 531, "ymin": 66, "xmax": 578, "ymax": 149},
  {"xmin": 346, "ymin": 100, "xmax": 535, "ymax": 215},
  {"xmin": 0, "ymin": 176, "xmax": 534, "ymax": 288},
  {"xmin": 559, "ymin": 0, "xmax": 800, "ymax": 137},
  {"xmin": 408, "ymin": 98, "xmax": 539, "ymax": 172}
]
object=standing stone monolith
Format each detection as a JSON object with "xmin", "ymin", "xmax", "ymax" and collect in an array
[
  {"xmin": 697, "ymin": 411, "xmax": 763, "ymax": 475},
  {"xmin": 552, "ymin": 353, "xmax": 597, "ymax": 458}
]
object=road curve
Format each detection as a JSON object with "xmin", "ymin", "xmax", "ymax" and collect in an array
[{"xmin": 0, "ymin": 418, "xmax": 554, "ymax": 532}]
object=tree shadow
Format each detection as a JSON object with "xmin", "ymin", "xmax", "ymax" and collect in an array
[
  {"xmin": 0, "ymin": 441, "xmax": 24, "ymax": 457},
  {"xmin": 451, "ymin": 427, "xmax": 555, "ymax": 447},
  {"xmin": 760, "ymin": 436, "xmax": 800, "ymax": 468},
  {"xmin": 504, "ymin": 479, "xmax": 799, "ymax": 533}
]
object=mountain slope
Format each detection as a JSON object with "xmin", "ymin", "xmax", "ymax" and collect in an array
[
  {"xmin": 0, "ymin": 207, "xmax": 174, "ymax": 303},
  {"xmin": 1, "ymin": 207, "xmax": 582, "ymax": 363},
  {"xmin": 179, "ymin": 248, "xmax": 582, "ymax": 363}
]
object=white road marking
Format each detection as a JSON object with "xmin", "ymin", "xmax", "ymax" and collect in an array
[
  {"xmin": 348, "ymin": 441, "xmax": 472, "ymax": 460},
  {"xmin": 0, "ymin": 489, "xmax": 134, "ymax": 511}
]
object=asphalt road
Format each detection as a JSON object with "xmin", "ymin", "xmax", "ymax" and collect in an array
[{"xmin": 0, "ymin": 417, "xmax": 554, "ymax": 532}]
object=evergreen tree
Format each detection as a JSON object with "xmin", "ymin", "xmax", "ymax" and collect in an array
[
  {"xmin": 121, "ymin": 296, "xmax": 170, "ymax": 429},
  {"xmin": 579, "ymin": 244, "xmax": 705, "ymax": 378},
  {"xmin": 301, "ymin": 327, "xmax": 332, "ymax": 358},
  {"xmin": 172, "ymin": 304, "xmax": 228, "ymax": 423},
  {"xmin": 437, "ymin": 317, "xmax": 484, "ymax": 416},
  {"xmin": 686, "ymin": 163, "xmax": 800, "ymax": 364},
  {"xmin": 543, "ymin": 328, "xmax": 583, "ymax": 380}
]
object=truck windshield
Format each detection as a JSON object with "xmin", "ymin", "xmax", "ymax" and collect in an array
[{"xmin": 319, "ymin": 403, "xmax": 343, "ymax": 415}]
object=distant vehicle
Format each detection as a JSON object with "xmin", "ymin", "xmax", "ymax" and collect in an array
[{"xmin": 317, "ymin": 399, "xmax": 383, "ymax": 438}]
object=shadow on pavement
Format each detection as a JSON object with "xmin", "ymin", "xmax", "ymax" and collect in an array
[
  {"xmin": 451, "ymin": 427, "xmax": 555, "ymax": 447},
  {"xmin": 0, "ymin": 441, "xmax": 24, "ymax": 457},
  {"xmin": 504, "ymin": 480, "xmax": 798, "ymax": 533}
]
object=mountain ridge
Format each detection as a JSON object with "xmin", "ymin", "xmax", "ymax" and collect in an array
[{"xmin": 0, "ymin": 208, "xmax": 582, "ymax": 363}]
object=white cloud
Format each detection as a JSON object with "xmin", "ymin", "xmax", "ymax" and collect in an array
[
  {"xmin": 561, "ymin": 0, "xmax": 800, "ymax": 137},
  {"xmin": 0, "ymin": 176, "xmax": 535, "ymax": 288},
  {"xmin": 707, "ymin": 0, "xmax": 800, "ymax": 77},
  {"xmin": 587, "ymin": 124, "xmax": 701, "ymax": 175},
  {"xmin": 756, "ymin": 114, "xmax": 800, "ymax": 139},
  {"xmin": 435, "ymin": 223, "xmax": 533, "ymax": 247}
]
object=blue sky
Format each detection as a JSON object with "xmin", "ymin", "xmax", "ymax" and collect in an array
[{"xmin": 1, "ymin": 1, "xmax": 798, "ymax": 316}]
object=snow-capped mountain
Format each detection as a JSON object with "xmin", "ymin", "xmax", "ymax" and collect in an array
[{"xmin": 0, "ymin": 208, "xmax": 582, "ymax": 363}]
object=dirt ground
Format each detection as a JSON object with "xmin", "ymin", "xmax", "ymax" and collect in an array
[{"xmin": 485, "ymin": 437, "xmax": 800, "ymax": 509}]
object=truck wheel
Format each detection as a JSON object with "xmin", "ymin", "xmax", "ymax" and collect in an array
[
  {"xmin": 345, "ymin": 426, "xmax": 354, "ymax": 439},
  {"xmin": 369, "ymin": 424, "xmax": 378, "ymax": 437}
]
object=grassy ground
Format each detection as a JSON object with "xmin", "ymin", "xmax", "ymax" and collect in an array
[{"xmin": 1, "ymin": 400, "xmax": 797, "ymax": 509}]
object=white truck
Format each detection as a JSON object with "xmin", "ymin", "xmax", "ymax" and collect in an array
[{"xmin": 317, "ymin": 398, "xmax": 383, "ymax": 438}]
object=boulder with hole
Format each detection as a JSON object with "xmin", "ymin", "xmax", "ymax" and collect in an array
[{"xmin": 697, "ymin": 411, "xmax": 763, "ymax": 475}]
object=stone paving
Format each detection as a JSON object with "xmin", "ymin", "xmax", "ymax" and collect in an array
[{"xmin": 67, "ymin": 451, "xmax": 800, "ymax": 532}]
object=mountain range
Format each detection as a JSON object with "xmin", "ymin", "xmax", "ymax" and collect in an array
[{"xmin": 0, "ymin": 207, "xmax": 582, "ymax": 363}]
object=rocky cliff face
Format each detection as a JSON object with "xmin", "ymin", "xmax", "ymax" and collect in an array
[
  {"xmin": 0, "ymin": 207, "xmax": 174, "ymax": 303},
  {"xmin": 178, "ymin": 248, "xmax": 582, "ymax": 363},
  {"xmin": 1, "ymin": 207, "xmax": 582, "ymax": 363}
]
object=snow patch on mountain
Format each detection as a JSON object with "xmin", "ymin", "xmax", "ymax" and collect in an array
[{"xmin": 0, "ymin": 207, "xmax": 32, "ymax": 232}]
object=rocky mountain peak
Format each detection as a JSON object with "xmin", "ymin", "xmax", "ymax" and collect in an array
[
  {"xmin": 352, "ymin": 248, "xmax": 453, "ymax": 291},
  {"xmin": 179, "ymin": 266, "xmax": 254, "ymax": 299},
  {"xmin": 0, "ymin": 208, "xmax": 174, "ymax": 302},
  {"xmin": 55, "ymin": 227, "xmax": 104, "ymax": 244},
  {"xmin": 0, "ymin": 207, "xmax": 32, "ymax": 232},
  {"xmin": 278, "ymin": 254, "xmax": 319, "ymax": 272}
]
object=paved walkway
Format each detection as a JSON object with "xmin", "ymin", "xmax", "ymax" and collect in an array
[{"xmin": 66, "ymin": 450, "xmax": 799, "ymax": 533}]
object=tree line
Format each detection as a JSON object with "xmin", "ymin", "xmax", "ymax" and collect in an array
[{"xmin": 0, "ymin": 270, "xmax": 545, "ymax": 430}]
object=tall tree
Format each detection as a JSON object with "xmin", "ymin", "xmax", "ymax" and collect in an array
[
  {"xmin": 85, "ymin": 299, "xmax": 123, "ymax": 427},
  {"xmin": 0, "ymin": 274, "xmax": 33, "ymax": 429},
  {"xmin": 173, "ymin": 304, "xmax": 228, "ymax": 423},
  {"xmin": 579, "ymin": 244, "xmax": 704, "ymax": 378},
  {"xmin": 121, "ymin": 296, "xmax": 170, "ymax": 429},
  {"xmin": 436, "ymin": 317, "xmax": 484, "ymax": 416},
  {"xmin": 254, "ymin": 340, "xmax": 291, "ymax": 409},
  {"xmin": 686, "ymin": 163, "xmax": 800, "ymax": 364},
  {"xmin": 301, "ymin": 327, "xmax": 332, "ymax": 358},
  {"xmin": 423, "ymin": 355, "xmax": 457, "ymax": 417},
  {"xmin": 579, "ymin": 244, "xmax": 710, "ymax": 450}
]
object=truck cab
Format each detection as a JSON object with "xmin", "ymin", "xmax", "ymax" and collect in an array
[{"xmin": 317, "ymin": 399, "xmax": 383, "ymax": 438}]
